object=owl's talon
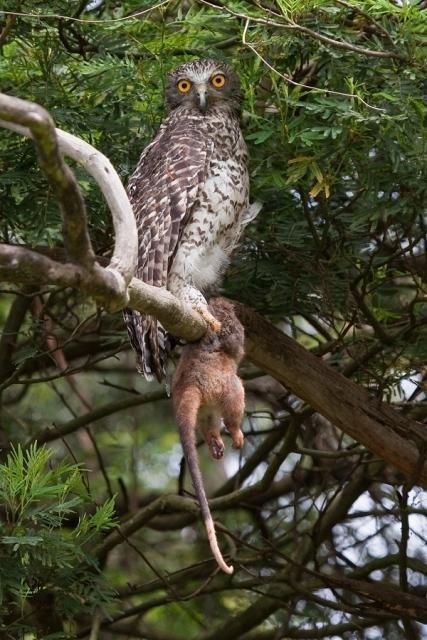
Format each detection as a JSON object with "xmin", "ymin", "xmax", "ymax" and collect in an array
[{"xmin": 196, "ymin": 307, "xmax": 222, "ymax": 333}]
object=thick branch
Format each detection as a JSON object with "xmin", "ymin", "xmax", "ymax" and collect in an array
[
  {"xmin": 128, "ymin": 277, "xmax": 207, "ymax": 341},
  {"xmin": 0, "ymin": 244, "xmax": 206, "ymax": 339},
  {"xmin": 235, "ymin": 304, "xmax": 427, "ymax": 487},
  {"xmin": 4, "ymin": 246, "xmax": 206, "ymax": 340},
  {"xmin": 53, "ymin": 128, "xmax": 137, "ymax": 284},
  {"xmin": 0, "ymin": 244, "xmax": 125, "ymax": 310}
]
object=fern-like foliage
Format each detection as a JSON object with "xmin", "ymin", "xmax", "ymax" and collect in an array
[{"xmin": 0, "ymin": 444, "xmax": 116, "ymax": 638}]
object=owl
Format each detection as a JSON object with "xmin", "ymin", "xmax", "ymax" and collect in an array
[{"xmin": 124, "ymin": 58, "xmax": 250, "ymax": 381}]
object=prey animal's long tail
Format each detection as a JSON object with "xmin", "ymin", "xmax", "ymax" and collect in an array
[{"xmin": 175, "ymin": 388, "xmax": 233, "ymax": 575}]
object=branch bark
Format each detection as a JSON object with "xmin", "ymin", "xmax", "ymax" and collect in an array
[
  {"xmin": 236, "ymin": 304, "xmax": 427, "ymax": 487},
  {"xmin": 0, "ymin": 243, "xmax": 206, "ymax": 340}
]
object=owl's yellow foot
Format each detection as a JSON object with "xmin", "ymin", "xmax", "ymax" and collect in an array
[{"xmin": 196, "ymin": 306, "xmax": 222, "ymax": 333}]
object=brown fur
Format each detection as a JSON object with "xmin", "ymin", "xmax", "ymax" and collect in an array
[{"xmin": 172, "ymin": 297, "xmax": 245, "ymax": 574}]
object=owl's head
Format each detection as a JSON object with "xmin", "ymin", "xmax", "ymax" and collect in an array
[{"xmin": 165, "ymin": 59, "xmax": 241, "ymax": 113}]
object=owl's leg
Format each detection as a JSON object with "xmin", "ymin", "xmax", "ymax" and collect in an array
[{"xmin": 168, "ymin": 273, "xmax": 221, "ymax": 332}]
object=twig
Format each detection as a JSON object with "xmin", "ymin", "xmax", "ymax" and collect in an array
[
  {"xmin": 88, "ymin": 609, "xmax": 101, "ymax": 640},
  {"xmin": 397, "ymin": 486, "xmax": 420, "ymax": 639},
  {"xmin": 198, "ymin": 0, "xmax": 404, "ymax": 60},
  {"xmin": 92, "ymin": 494, "xmax": 200, "ymax": 559},
  {"xmin": 241, "ymin": 19, "xmax": 385, "ymax": 113},
  {"xmin": 28, "ymin": 388, "xmax": 167, "ymax": 446},
  {"xmin": 334, "ymin": 0, "xmax": 397, "ymax": 46},
  {"xmin": 0, "ymin": 2, "xmax": 171, "ymax": 25}
]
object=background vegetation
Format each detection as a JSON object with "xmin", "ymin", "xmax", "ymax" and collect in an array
[{"xmin": 0, "ymin": 1, "xmax": 426, "ymax": 638}]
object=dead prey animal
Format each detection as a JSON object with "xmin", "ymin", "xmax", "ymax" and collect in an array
[{"xmin": 172, "ymin": 297, "xmax": 245, "ymax": 574}]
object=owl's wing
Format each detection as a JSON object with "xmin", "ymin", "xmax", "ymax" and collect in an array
[{"xmin": 124, "ymin": 118, "xmax": 210, "ymax": 381}]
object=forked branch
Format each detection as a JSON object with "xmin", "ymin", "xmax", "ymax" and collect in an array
[{"xmin": 0, "ymin": 91, "xmax": 138, "ymax": 302}]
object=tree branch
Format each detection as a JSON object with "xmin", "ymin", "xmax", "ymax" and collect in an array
[
  {"xmin": 0, "ymin": 244, "xmax": 207, "ymax": 340},
  {"xmin": 0, "ymin": 243, "xmax": 126, "ymax": 310},
  {"xmin": 0, "ymin": 94, "xmax": 95, "ymax": 269},
  {"xmin": 92, "ymin": 494, "xmax": 200, "ymax": 560},
  {"xmin": 197, "ymin": 0, "xmax": 405, "ymax": 60},
  {"xmin": 0, "ymin": 92, "xmax": 137, "ymax": 289},
  {"xmin": 235, "ymin": 304, "xmax": 427, "ymax": 487},
  {"xmin": 30, "ymin": 388, "xmax": 167, "ymax": 446}
]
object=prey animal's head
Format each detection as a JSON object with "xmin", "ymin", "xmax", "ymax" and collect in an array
[{"xmin": 165, "ymin": 58, "xmax": 241, "ymax": 113}]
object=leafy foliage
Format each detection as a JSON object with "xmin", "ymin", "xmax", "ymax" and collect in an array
[{"xmin": 0, "ymin": 444, "xmax": 116, "ymax": 637}]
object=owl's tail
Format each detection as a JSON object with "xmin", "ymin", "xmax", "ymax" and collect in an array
[{"xmin": 123, "ymin": 309, "xmax": 168, "ymax": 382}]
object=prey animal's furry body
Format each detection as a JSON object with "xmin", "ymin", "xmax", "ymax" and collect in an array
[{"xmin": 172, "ymin": 298, "xmax": 245, "ymax": 574}]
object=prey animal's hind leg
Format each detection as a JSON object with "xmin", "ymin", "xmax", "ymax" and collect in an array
[
  {"xmin": 198, "ymin": 406, "xmax": 224, "ymax": 459},
  {"xmin": 221, "ymin": 378, "xmax": 245, "ymax": 450}
]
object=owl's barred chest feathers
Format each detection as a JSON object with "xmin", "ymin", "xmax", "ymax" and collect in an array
[{"xmin": 168, "ymin": 104, "xmax": 249, "ymax": 292}]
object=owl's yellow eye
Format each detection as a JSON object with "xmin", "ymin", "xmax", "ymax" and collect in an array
[
  {"xmin": 177, "ymin": 79, "xmax": 192, "ymax": 93},
  {"xmin": 211, "ymin": 73, "xmax": 226, "ymax": 89}
]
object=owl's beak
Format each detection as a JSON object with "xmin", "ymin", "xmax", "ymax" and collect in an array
[{"xmin": 196, "ymin": 86, "xmax": 208, "ymax": 113}]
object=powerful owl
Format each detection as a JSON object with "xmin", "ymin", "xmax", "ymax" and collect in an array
[{"xmin": 124, "ymin": 58, "xmax": 250, "ymax": 381}]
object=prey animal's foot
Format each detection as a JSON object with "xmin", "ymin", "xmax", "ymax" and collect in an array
[
  {"xmin": 196, "ymin": 305, "xmax": 222, "ymax": 333},
  {"xmin": 206, "ymin": 434, "xmax": 225, "ymax": 459},
  {"xmin": 231, "ymin": 429, "xmax": 244, "ymax": 450}
]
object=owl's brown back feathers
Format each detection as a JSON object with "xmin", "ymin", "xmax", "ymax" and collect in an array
[{"xmin": 124, "ymin": 113, "xmax": 210, "ymax": 380}]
